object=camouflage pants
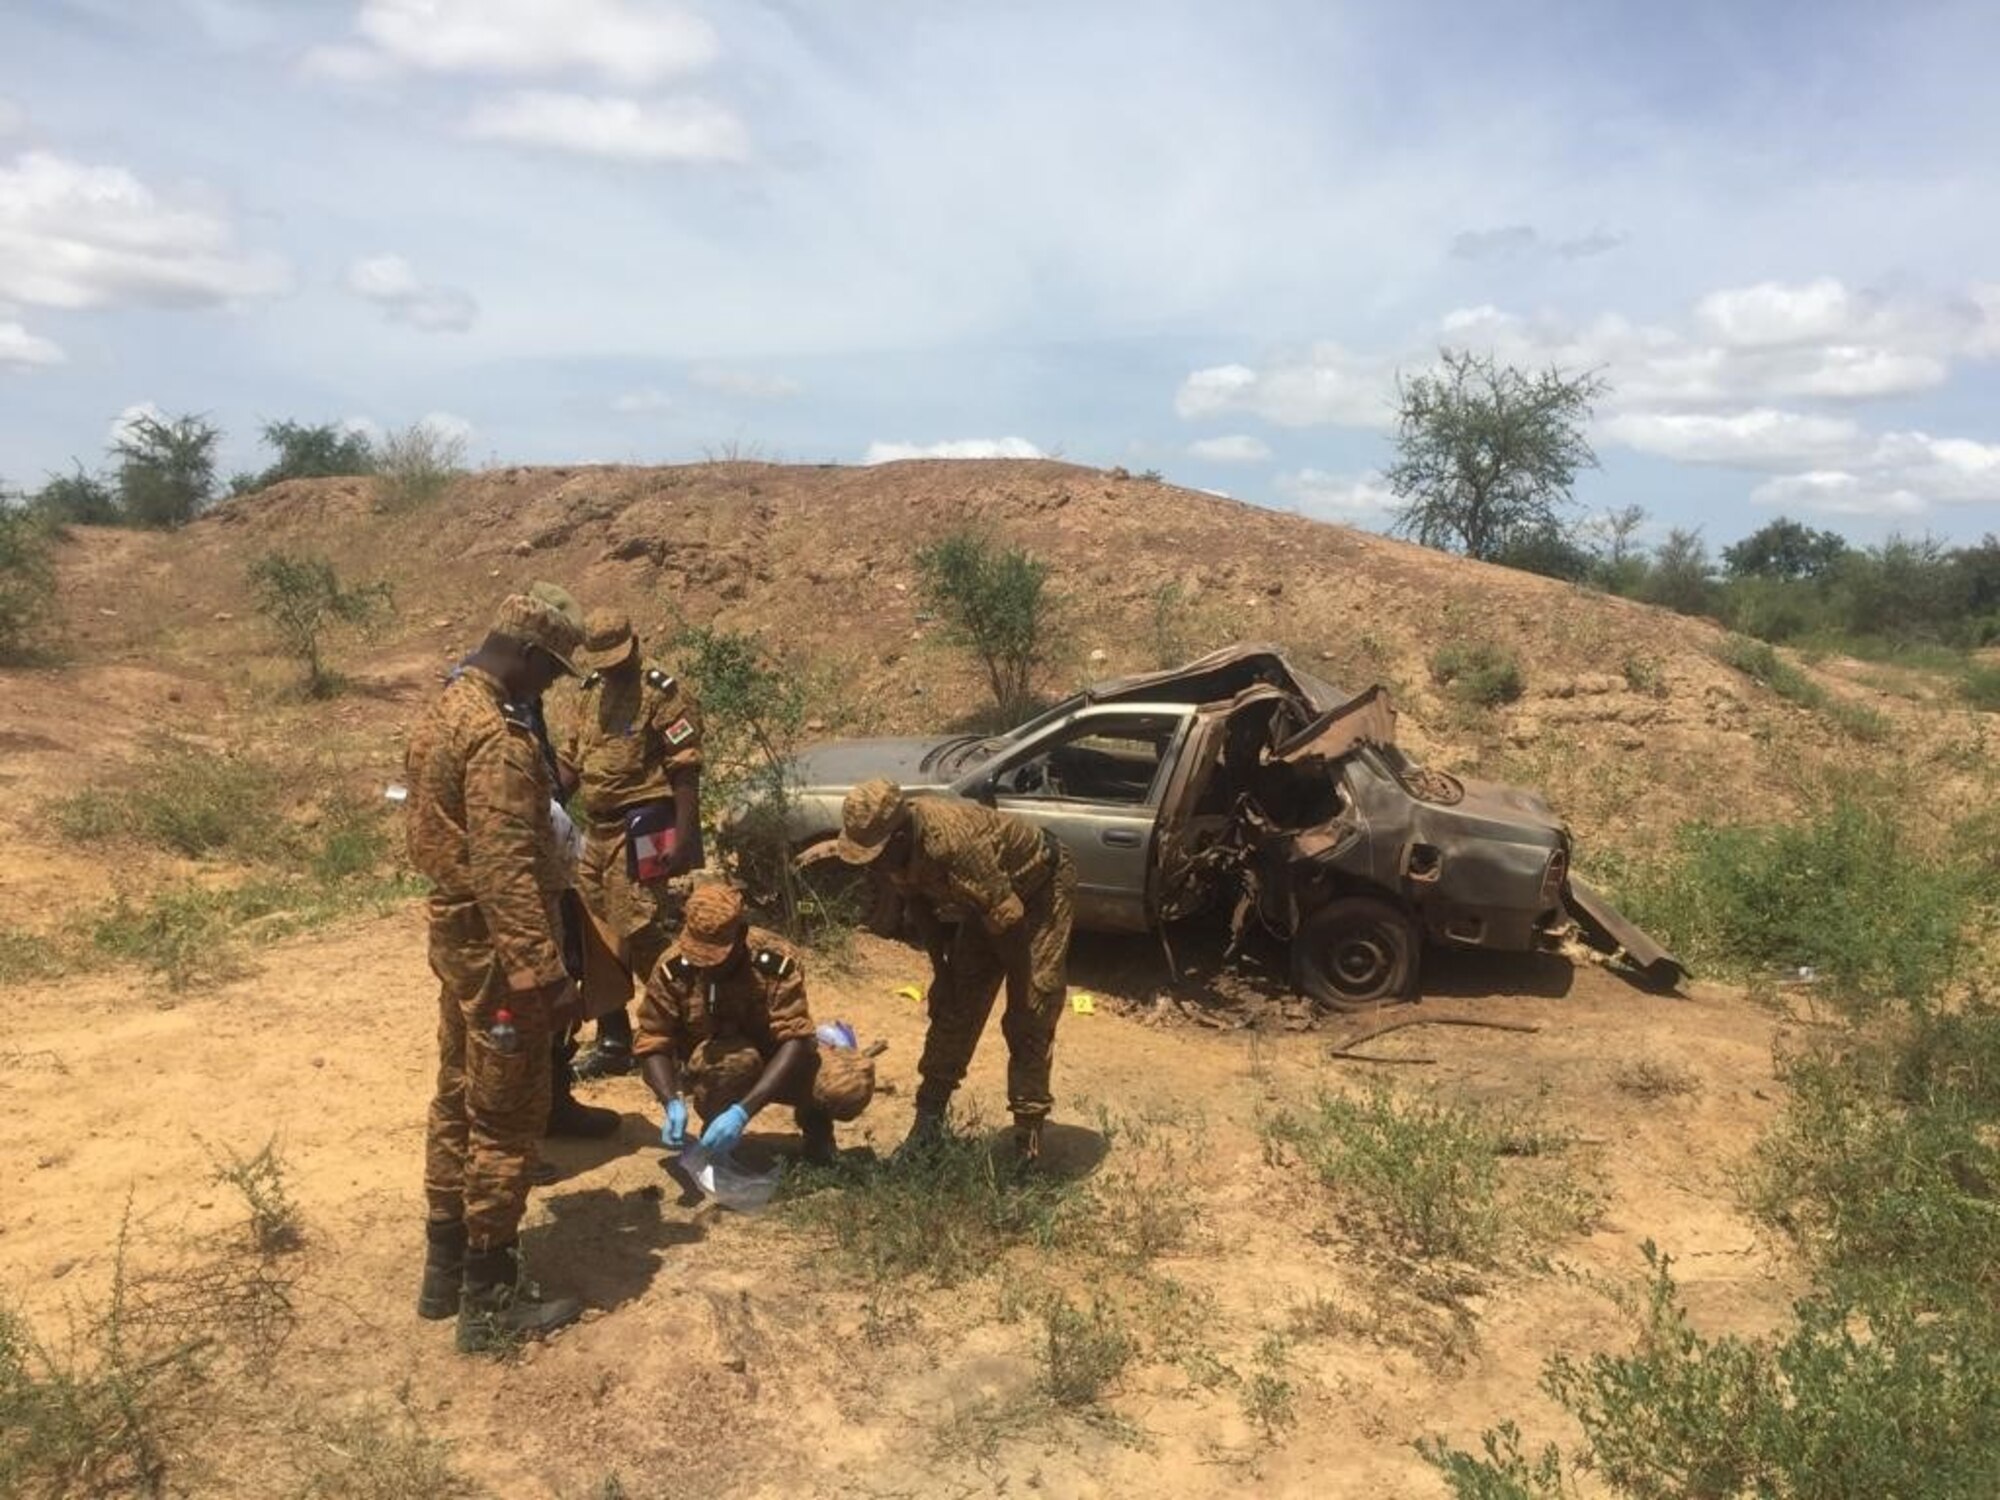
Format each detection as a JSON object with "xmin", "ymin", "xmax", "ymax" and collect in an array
[
  {"xmin": 423, "ymin": 899, "xmax": 553, "ymax": 1252},
  {"xmin": 577, "ymin": 824, "xmax": 679, "ymax": 988},
  {"xmin": 916, "ymin": 850, "xmax": 1077, "ymax": 1121},
  {"xmin": 684, "ymin": 1038, "xmax": 876, "ymax": 1126}
]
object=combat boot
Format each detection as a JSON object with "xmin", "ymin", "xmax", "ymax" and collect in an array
[
  {"xmin": 571, "ymin": 1037, "xmax": 634, "ymax": 1081},
  {"xmin": 545, "ymin": 1094, "xmax": 620, "ymax": 1139},
  {"xmin": 1012, "ymin": 1114, "xmax": 1045, "ymax": 1171},
  {"xmin": 416, "ymin": 1219, "xmax": 466, "ymax": 1321},
  {"xmin": 795, "ymin": 1106, "xmax": 838, "ymax": 1166},
  {"xmin": 893, "ymin": 1104, "xmax": 949, "ymax": 1162},
  {"xmin": 455, "ymin": 1244, "xmax": 582, "ymax": 1354}
]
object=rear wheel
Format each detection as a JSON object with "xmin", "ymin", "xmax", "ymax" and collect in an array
[{"xmin": 1291, "ymin": 896, "xmax": 1419, "ymax": 1012}]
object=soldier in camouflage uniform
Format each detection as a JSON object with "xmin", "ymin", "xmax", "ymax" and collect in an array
[
  {"xmin": 636, "ymin": 884, "xmax": 873, "ymax": 1165},
  {"xmin": 405, "ymin": 591, "xmax": 587, "ymax": 1353},
  {"xmin": 558, "ymin": 609, "xmax": 704, "ymax": 1080},
  {"xmin": 833, "ymin": 779, "xmax": 1076, "ymax": 1164}
]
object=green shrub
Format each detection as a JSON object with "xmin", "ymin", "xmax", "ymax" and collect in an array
[
  {"xmin": 1422, "ymin": 1245, "xmax": 2000, "ymax": 1500},
  {"xmin": 247, "ymin": 550, "xmax": 393, "ymax": 698},
  {"xmin": 1430, "ymin": 640, "xmax": 1525, "ymax": 708},
  {"xmin": 55, "ymin": 744, "xmax": 281, "ymax": 861},
  {"xmin": 1595, "ymin": 796, "xmax": 1983, "ymax": 1010},
  {"xmin": 240, "ymin": 420, "xmax": 376, "ymax": 493},
  {"xmin": 1715, "ymin": 633, "xmax": 1826, "ymax": 709},
  {"xmin": 1262, "ymin": 1084, "xmax": 1595, "ymax": 1264},
  {"xmin": 374, "ymin": 422, "xmax": 463, "ymax": 513},
  {"xmin": 781, "ymin": 1124, "xmax": 1089, "ymax": 1286},
  {"xmin": 113, "ymin": 413, "xmax": 219, "ymax": 530},
  {"xmin": 30, "ymin": 465, "xmax": 121, "ymax": 526},
  {"xmin": 1962, "ymin": 661, "xmax": 2000, "ymax": 712},
  {"xmin": 915, "ymin": 531, "xmax": 1058, "ymax": 718},
  {"xmin": 1040, "ymin": 1293, "xmax": 1135, "ymax": 1406},
  {"xmin": 0, "ymin": 506, "xmax": 56, "ymax": 662}
]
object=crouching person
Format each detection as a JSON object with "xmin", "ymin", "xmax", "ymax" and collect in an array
[{"xmin": 635, "ymin": 883, "xmax": 873, "ymax": 1166}]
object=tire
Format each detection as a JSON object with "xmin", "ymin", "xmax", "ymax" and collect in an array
[{"xmin": 1291, "ymin": 896, "xmax": 1419, "ymax": 1012}]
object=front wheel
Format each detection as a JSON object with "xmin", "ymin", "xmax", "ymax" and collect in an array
[{"xmin": 1291, "ymin": 896, "xmax": 1419, "ymax": 1012}]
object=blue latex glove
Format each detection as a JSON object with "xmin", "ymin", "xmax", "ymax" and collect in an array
[
  {"xmin": 700, "ymin": 1103, "xmax": 750, "ymax": 1156},
  {"xmin": 661, "ymin": 1097, "xmax": 688, "ymax": 1148}
]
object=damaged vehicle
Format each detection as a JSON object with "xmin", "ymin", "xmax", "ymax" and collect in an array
[{"xmin": 782, "ymin": 644, "xmax": 1684, "ymax": 1010}]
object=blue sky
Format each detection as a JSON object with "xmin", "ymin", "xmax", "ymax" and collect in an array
[{"xmin": 3, "ymin": 0, "xmax": 1999, "ymax": 546}]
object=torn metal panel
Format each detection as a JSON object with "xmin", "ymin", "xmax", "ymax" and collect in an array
[{"xmin": 1565, "ymin": 875, "xmax": 1689, "ymax": 988}]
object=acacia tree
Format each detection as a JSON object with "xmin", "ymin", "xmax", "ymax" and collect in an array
[
  {"xmin": 114, "ymin": 413, "xmax": 221, "ymax": 529},
  {"xmin": 1387, "ymin": 349, "xmax": 1608, "ymax": 563},
  {"xmin": 915, "ymin": 531, "xmax": 1057, "ymax": 719},
  {"xmin": 233, "ymin": 420, "xmax": 377, "ymax": 495},
  {"xmin": 247, "ymin": 550, "xmax": 392, "ymax": 697}
]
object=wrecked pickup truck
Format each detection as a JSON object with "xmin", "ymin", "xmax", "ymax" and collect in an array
[{"xmin": 782, "ymin": 644, "xmax": 1684, "ymax": 1009}]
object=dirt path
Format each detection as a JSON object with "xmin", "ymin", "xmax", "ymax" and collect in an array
[{"xmin": 1, "ymin": 907, "xmax": 1794, "ymax": 1499}]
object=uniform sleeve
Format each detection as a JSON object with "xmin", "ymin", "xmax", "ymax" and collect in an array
[
  {"xmin": 464, "ymin": 724, "xmax": 568, "ymax": 992},
  {"xmin": 656, "ymin": 689, "xmax": 704, "ymax": 774},
  {"xmin": 758, "ymin": 959, "xmax": 815, "ymax": 1044},
  {"xmin": 633, "ymin": 963, "xmax": 687, "ymax": 1059},
  {"xmin": 931, "ymin": 824, "xmax": 1024, "ymax": 936}
]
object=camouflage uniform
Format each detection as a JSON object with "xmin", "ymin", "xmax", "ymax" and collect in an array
[
  {"xmin": 634, "ymin": 923, "xmax": 874, "ymax": 1124},
  {"xmin": 840, "ymin": 784, "xmax": 1076, "ymax": 1123},
  {"xmin": 559, "ymin": 620, "xmax": 704, "ymax": 992},
  {"xmin": 407, "ymin": 614, "xmax": 576, "ymax": 1253}
]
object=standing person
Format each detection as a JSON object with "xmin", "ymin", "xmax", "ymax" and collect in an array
[
  {"xmin": 634, "ymin": 883, "xmax": 875, "ymax": 1166},
  {"xmin": 559, "ymin": 609, "xmax": 704, "ymax": 1081},
  {"xmin": 831, "ymin": 779, "xmax": 1076, "ymax": 1165},
  {"xmin": 406, "ymin": 592, "xmax": 588, "ymax": 1353}
]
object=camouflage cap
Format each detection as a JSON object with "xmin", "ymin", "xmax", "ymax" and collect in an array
[
  {"xmin": 492, "ymin": 591, "xmax": 584, "ymax": 676},
  {"xmin": 576, "ymin": 606, "xmax": 638, "ymax": 673},
  {"xmin": 528, "ymin": 580, "xmax": 585, "ymax": 635},
  {"xmin": 835, "ymin": 778, "xmax": 909, "ymax": 864},
  {"xmin": 678, "ymin": 882, "xmax": 747, "ymax": 967}
]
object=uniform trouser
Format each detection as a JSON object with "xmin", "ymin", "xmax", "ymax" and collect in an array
[
  {"xmin": 577, "ymin": 825, "xmax": 680, "ymax": 1043},
  {"xmin": 915, "ymin": 852, "xmax": 1077, "ymax": 1121},
  {"xmin": 683, "ymin": 1038, "xmax": 875, "ymax": 1125},
  {"xmin": 423, "ymin": 905, "xmax": 553, "ymax": 1251}
]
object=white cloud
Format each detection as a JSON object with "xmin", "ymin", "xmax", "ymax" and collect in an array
[
  {"xmin": 1176, "ymin": 344, "xmax": 1394, "ymax": 428},
  {"xmin": 1186, "ymin": 433, "xmax": 1271, "ymax": 463},
  {"xmin": 863, "ymin": 436, "xmax": 1044, "ymax": 464},
  {"xmin": 612, "ymin": 387, "xmax": 674, "ymax": 414},
  {"xmin": 0, "ymin": 150, "xmax": 290, "ymax": 310},
  {"xmin": 343, "ymin": 253, "xmax": 477, "ymax": 331},
  {"xmin": 1748, "ymin": 471, "xmax": 1928, "ymax": 518},
  {"xmin": 317, "ymin": 0, "xmax": 717, "ymax": 85},
  {"xmin": 1695, "ymin": 277, "xmax": 1859, "ymax": 348},
  {"xmin": 420, "ymin": 411, "xmax": 474, "ymax": 446},
  {"xmin": 107, "ymin": 401, "xmax": 164, "ymax": 446},
  {"xmin": 462, "ymin": 92, "xmax": 749, "ymax": 164},
  {"xmin": 1274, "ymin": 468, "xmax": 1398, "ymax": 519},
  {"xmin": 0, "ymin": 318, "xmax": 63, "ymax": 368},
  {"xmin": 1740, "ymin": 432, "xmax": 2000, "ymax": 517},
  {"xmin": 1600, "ymin": 409, "xmax": 1862, "ymax": 470},
  {"xmin": 689, "ymin": 366, "xmax": 801, "ymax": 399}
]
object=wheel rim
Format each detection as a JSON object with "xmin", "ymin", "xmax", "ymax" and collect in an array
[{"xmin": 1328, "ymin": 929, "xmax": 1395, "ymax": 994}]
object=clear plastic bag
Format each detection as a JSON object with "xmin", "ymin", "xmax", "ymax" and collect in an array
[{"xmin": 678, "ymin": 1144, "xmax": 782, "ymax": 1213}]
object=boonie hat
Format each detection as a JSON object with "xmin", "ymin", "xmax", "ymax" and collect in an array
[
  {"xmin": 492, "ymin": 591, "xmax": 584, "ymax": 676},
  {"xmin": 835, "ymin": 778, "xmax": 909, "ymax": 864},
  {"xmin": 678, "ymin": 883, "xmax": 747, "ymax": 967},
  {"xmin": 577, "ymin": 607, "xmax": 639, "ymax": 673}
]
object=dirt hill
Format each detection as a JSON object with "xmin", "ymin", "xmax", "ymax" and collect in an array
[{"xmin": 0, "ymin": 461, "xmax": 1987, "ymax": 1499}]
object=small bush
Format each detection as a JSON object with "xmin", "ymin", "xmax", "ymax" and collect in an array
[
  {"xmin": 247, "ymin": 549, "xmax": 393, "ymax": 698},
  {"xmin": 1430, "ymin": 640, "xmax": 1525, "ymax": 708},
  {"xmin": 1611, "ymin": 1058, "xmax": 1701, "ymax": 1102},
  {"xmin": 31, "ymin": 465, "xmax": 120, "ymax": 526},
  {"xmin": 781, "ymin": 1124, "xmax": 1089, "ymax": 1286},
  {"xmin": 1716, "ymin": 634, "xmax": 1825, "ymax": 710},
  {"xmin": 0, "ymin": 505, "xmax": 57, "ymax": 662},
  {"xmin": 244, "ymin": 420, "xmax": 376, "ymax": 492},
  {"xmin": 915, "ymin": 530, "xmax": 1059, "ymax": 719},
  {"xmin": 1962, "ymin": 661, "xmax": 2000, "ymax": 712},
  {"xmin": 375, "ymin": 423, "xmax": 463, "ymax": 513},
  {"xmin": 1040, "ymin": 1293, "xmax": 1135, "ymax": 1406},
  {"xmin": 208, "ymin": 1138, "xmax": 303, "ymax": 1256},
  {"xmin": 1823, "ymin": 697, "xmax": 1892, "ymax": 742},
  {"xmin": 113, "ymin": 413, "xmax": 219, "ymax": 530},
  {"xmin": 1596, "ymin": 796, "xmax": 1983, "ymax": 1010},
  {"xmin": 1263, "ymin": 1084, "xmax": 1594, "ymax": 1264},
  {"xmin": 56, "ymin": 743, "xmax": 280, "ymax": 861},
  {"xmin": 1619, "ymin": 653, "xmax": 1667, "ymax": 698}
]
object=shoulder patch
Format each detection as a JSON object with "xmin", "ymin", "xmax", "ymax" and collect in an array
[
  {"xmin": 645, "ymin": 666, "xmax": 676, "ymax": 693},
  {"xmin": 499, "ymin": 700, "xmax": 536, "ymax": 733},
  {"xmin": 666, "ymin": 954, "xmax": 699, "ymax": 984},
  {"xmin": 582, "ymin": 671, "xmax": 604, "ymax": 689},
  {"xmin": 752, "ymin": 948, "xmax": 796, "ymax": 980},
  {"xmin": 664, "ymin": 716, "xmax": 697, "ymax": 747}
]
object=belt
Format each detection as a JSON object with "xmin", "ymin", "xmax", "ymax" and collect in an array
[
  {"xmin": 1018, "ymin": 829, "xmax": 1065, "ymax": 896},
  {"xmin": 585, "ymin": 796, "xmax": 675, "ymax": 833}
]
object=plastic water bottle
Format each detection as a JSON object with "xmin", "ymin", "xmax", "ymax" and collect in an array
[
  {"xmin": 489, "ymin": 1008, "xmax": 520, "ymax": 1055},
  {"xmin": 815, "ymin": 1020, "xmax": 858, "ymax": 1050}
]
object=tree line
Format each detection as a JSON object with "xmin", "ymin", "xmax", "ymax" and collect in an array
[{"xmin": 1385, "ymin": 349, "xmax": 2000, "ymax": 655}]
